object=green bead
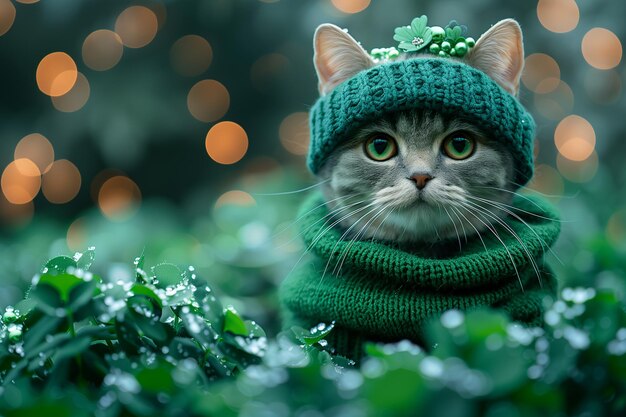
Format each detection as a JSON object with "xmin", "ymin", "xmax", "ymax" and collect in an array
[
  {"xmin": 450, "ymin": 48, "xmax": 457, "ymax": 56},
  {"xmin": 455, "ymin": 42, "xmax": 468, "ymax": 56},
  {"xmin": 441, "ymin": 41, "xmax": 451, "ymax": 52},
  {"xmin": 429, "ymin": 43, "xmax": 440, "ymax": 54},
  {"xmin": 2, "ymin": 311, "xmax": 17, "ymax": 323},
  {"xmin": 8, "ymin": 330, "xmax": 22, "ymax": 343},
  {"xmin": 431, "ymin": 26, "xmax": 445, "ymax": 42},
  {"xmin": 466, "ymin": 37, "xmax": 476, "ymax": 47},
  {"xmin": 438, "ymin": 50, "xmax": 448, "ymax": 58}
]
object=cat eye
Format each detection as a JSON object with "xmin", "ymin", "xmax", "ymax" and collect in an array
[
  {"xmin": 442, "ymin": 135, "xmax": 476, "ymax": 160},
  {"xmin": 364, "ymin": 134, "xmax": 398, "ymax": 162}
]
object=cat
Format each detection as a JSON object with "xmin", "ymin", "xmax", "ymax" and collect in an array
[{"xmin": 312, "ymin": 19, "xmax": 526, "ymax": 245}]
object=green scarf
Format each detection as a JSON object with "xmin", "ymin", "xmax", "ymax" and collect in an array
[{"xmin": 279, "ymin": 193, "xmax": 561, "ymax": 359}]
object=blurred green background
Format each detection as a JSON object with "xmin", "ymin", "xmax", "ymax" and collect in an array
[{"xmin": 0, "ymin": 0, "xmax": 624, "ymax": 333}]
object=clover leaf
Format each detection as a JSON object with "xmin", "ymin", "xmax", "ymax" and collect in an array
[{"xmin": 393, "ymin": 15, "xmax": 433, "ymax": 52}]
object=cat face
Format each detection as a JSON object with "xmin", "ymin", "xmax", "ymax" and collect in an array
[
  {"xmin": 318, "ymin": 109, "xmax": 515, "ymax": 243},
  {"xmin": 312, "ymin": 19, "xmax": 526, "ymax": 243}
]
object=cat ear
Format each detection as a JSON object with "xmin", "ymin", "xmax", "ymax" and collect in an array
[
  {"xmin": 314, "ymin": 23, "xmax": 374, "ymax": 96},
  {"xmin": 466, "ymin": 19, "xmax": 524, "ymax": 96}
]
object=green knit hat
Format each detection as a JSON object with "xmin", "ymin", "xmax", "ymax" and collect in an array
[{"xmin": 307, "ymin": 57, "xmax": 536, "ymax": 188}]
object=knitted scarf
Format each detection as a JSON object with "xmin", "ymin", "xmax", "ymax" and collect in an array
[{"xmin": 279, "ymin": 193, "xmax": 561, "ymax": 360}]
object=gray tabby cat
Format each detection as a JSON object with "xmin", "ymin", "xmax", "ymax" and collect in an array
[{"xmin": 313, "ymin": 19, "xmax": 526, "ymax": 244}]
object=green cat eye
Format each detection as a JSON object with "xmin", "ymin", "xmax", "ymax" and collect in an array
[
  {"xmin": 364, "ymin": 135, "xmax": 398, "ymax": 161},
  {"xmin": 442, "ymin": 135, "xmax": 475, "ymax": 160}
]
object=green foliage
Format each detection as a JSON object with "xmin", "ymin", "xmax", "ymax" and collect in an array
[{"xmin": 1, "ymin": 249, "xmax": 625, "ymax": 416}]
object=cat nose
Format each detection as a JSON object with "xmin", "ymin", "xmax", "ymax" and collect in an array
[{"xmin": 409, "ymin": 173, "xmax": 433, "ymax": 190}]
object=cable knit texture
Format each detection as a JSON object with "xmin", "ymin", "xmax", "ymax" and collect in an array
[
  {"xmin": 279, "ymin": 193, "xmax": 560, "ymax": 359},
  {"xmin": 307, "ymin": 57, "xmax": 536, "ymax": 188}
]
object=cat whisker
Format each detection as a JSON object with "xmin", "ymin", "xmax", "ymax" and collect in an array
[
  {"xmin": 272, "ymin": 193, "xmax": 359, "ymax": 240},
  {"xmin": 274, "ymin": 195, "xmax": 363, "ymax": 250},
  {"xmin": 466, "ymin": 195, "xmax": 563, "ymax": 266},
  {"xmin": 442, "ymin": 205, "xmax": 463, "ymax": 252},
  {"xmin": 450, "ymin": 205, "xmax": 488, "ymax": 253},
  {"xmin": 251, "ymin": 178, "xmax": 331, "ymax": 196},
  {"xmin": 472, "ymin": 186, "xmax": 571, "ymax": 223},
  {"xmin": 457, "ymin": 203, "xmax": 524, "ymax": 292},
  {"xmin": 318, "ymin": 202, "xmax": 386, "ymax": 287},
  {"xmin": 285, "ymin": 199, "xmax": 374, "ymax": 279},
  {"xmin": 463, "ymin": 200, "xmax": 542, "ymax": 289},
  {"xmin": 333, "ymin": 203, "xmax": 394, "ymax": 277}
]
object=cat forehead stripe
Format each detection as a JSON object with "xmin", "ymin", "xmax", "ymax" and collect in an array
[{"xmin": 307, "ymin": 58, "xmax": 535, "ymax": 189}]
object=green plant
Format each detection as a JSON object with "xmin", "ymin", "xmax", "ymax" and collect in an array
[{"xmin": 1, "ymin": 249, "xmax": 625, "ymax": 417}]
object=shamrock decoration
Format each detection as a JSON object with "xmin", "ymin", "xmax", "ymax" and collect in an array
[
  {"xmin": 370, "ymin": 47, "xmax": 400, "ymax": 63},
  {"xmin": 387, "ymin": 15, "xmax": 477, "ymax": 60},
  {"xmin": 393, "ymin": 15, "xmax": 433, "ymax": 52}
]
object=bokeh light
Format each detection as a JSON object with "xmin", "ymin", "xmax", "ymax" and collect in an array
[
  {"xmin": 205, "ymin": 121, "xmax": 248, "ymax": 165},
  {"xmin": 170, "ymin": 35, "xmax": 213, "ymax": 77},
  {"xmin": 66, "ymin": 217, "xmax": 86, "ymax": 252},
  {"xmin": 14, "ymin": 133, "xmax": 54, "ymax": 174},
  {"xmin": 214, "ymin": 190, "xmax": 256, "ymax": 209},
  {"xmin": 584, "ymin": 68, "xmax": 622, "ymax": 104},
  {"xmin": 41, "ymin": 159, "xmax": 81, "ymax": 204},
  {"xmin": 331, "ymin": 0, "xmax": 371, "ymax": 14},
  {"xmin": 522, "ymin": 53, "xmax": 561, "ymax": 93},
  {"xmin": 187, "ymin": 80, "xmax": 230, "ymax": 122},
  {"xmin": 279, "ymin": 112, "xmax": 310, "ymax": 156},
  {"xmin": 82, "ymin": 30, "xmax": 124, "ymax": 71},
  {"xmin": 51, "ymin": 72, "xmax": 90, "ymax": 112},
  {"xmin": 97, "ymin": 175, "xmax": 142, "ymax": 220},
  {"xmin": 1, "ymin": 159, "xmax": 41, "ymax": 205},
  {"xmin": 36, "ymin": 52, "xmax": 78, "ymax": 97},
  {"xmin": 536, "ymin": 0, "xmax": 579, "ymax": 33},
  {"xmin": 526, "ymin": 164, "xmax": 564, "ymax": 202},
  {"xmin": 554, "ymin": 115, "xmax": 596, "ymax": 161},
  {"xmin": 115, "ymin": 6, "xmax": 158, "ymax": 49},
  {"xmin": 0, "ymin": 0, "xmax": 16, "ymax": 37},
  {"xmin": 250, "ymin": 53, "xmax": 290, "ymax": 92},
  {"xmin": 556, "ymin": 150, "xmax": 598, "ymax": 183},
  {"xmin": 533, "ymin": 80, "xmax": 574, "ymax": 120},
  {"xmin": 581, "ymin": 28, "xmax": 622, "ymax": 70},
  {"xmin": 607, "ymin": 209, "xmax": 626, "ymax": 245},
  {"xmin": 0, "ymin": 192, "xmax": 34, "ymax": 225}
]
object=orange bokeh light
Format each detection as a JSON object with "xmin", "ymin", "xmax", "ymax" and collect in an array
[
  {"xmin": 205, "ymin": 121, "xmax": 249, "ymax": 165},
  {"xmin": 98, "ymin": 175, "xmax": 142, "ymax": 220},
  {"xmin": 537, "ymin": 0, "xmax": 579, "ymax": 33},
  {"xmin": 66, "ymin": 217, "xmax": 86, "ymax": 252},
  {"xmin": 554, "ymin": 115, "xmax": 596, "ymax": 161},
  {"xmin": 279, "ymin": 112, "xmax": 310, "ymax": 156},
  {"xmin": 1, "ymin": 159, "xmax": 41, "ymax": 205},
  {"xmin": 14, "ymin": 133, "xmax": 54, "ymax": 174},
  {"xmin": 331, "ymin": 0, "xmax": 371, "ymax": 14},
  {"xmin": 0, "ymin": 0, "xmax": 16, "ymax": 37},
  {"xmin": 187, "ymin": 80, "xmax": 230, "ymax": 122},
  {"xmin": 534, "ymin": 80, "xmax": 574, "ymax": 121},
  {"xmin": 82, "ymin": 29, "xmax": 124, "ymax": 71},
  {"xmin": 115, "ymin": 6, "xmax": 158, "ymax": 49},
  {"xmin": 42, "ymin": 159, "xmax": 82, "ymax": 204},
  {"xmin": 556, "ymin": 150, "xmax": 598, "ymax": 183},
  {"xmin": 170, "ymin": 35, "xmax": 213, "ymax": 77},
  {"xmin": 36, "ymin": 52, "xmax": 78, "ymax": 97},
  {"xmin": 522, "ymin": 54, "xmax": 561, "ymax": 93},
  {"xmin": 215, "ymin": 190, "xmax": 256, "ymax": 209},
  {"xmin": 582, "ymin": 28, "xmax": 622, "ymax": 70},
  {"xmin": 526, "ymin": 164, "xmax": 564, "ymax": 202},
  {"xmin": 52, "ymin": 72, "xmax": 90, "ymax": 112}
]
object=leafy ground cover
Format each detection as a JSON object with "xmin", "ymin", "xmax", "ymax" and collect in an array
[{"xmin": 1, "ymin": 244, "xmax": 625, "ymax": 417}]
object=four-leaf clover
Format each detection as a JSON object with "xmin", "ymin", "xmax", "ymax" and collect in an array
[{"xmin": 393, "ymin": 15, "xmax": 433, "ymax": 52}]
